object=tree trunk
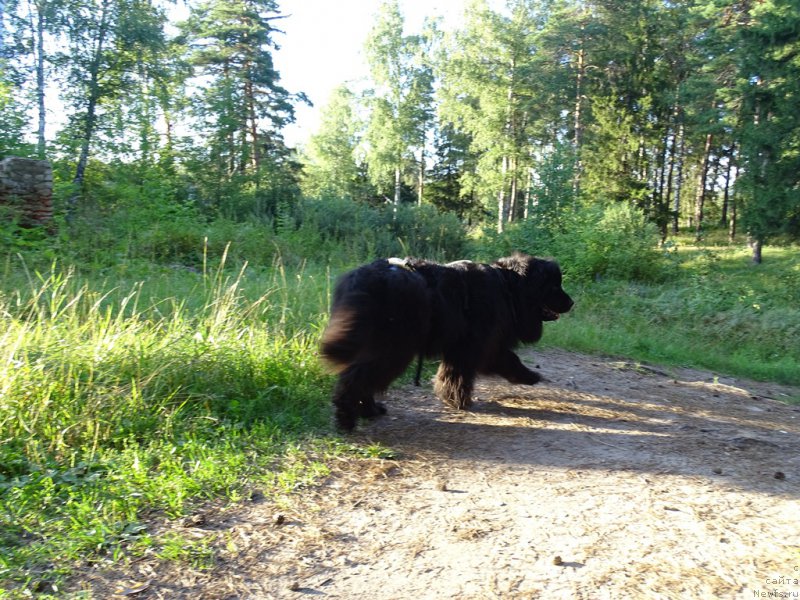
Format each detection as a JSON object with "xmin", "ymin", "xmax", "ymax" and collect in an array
[
  {"xmin": 663, "ymin": 122, "xmax": 678, "ymax": 237},
  {"xmin": 245, "ymin": 77, "xmax": 260, "ymax": 175},
  {"xmin": 720, "ymin": 145, "xmax": 735, "ymax": 226},
  {"xmin": 694, "ymin": 133, "xmax": 713, "ymax": 241},
  {"xmin": 672, "ymin": 122, "xmax": 686, "ymax": 234},
  {"xmin": 161, "ymin": 113, "xmax": 175, "ymax": 173},
  {"xmin": 523, "ymin": 167, "xmax": 532, "ymax": 220},
  {"xmin": 35, "ymin": 2, "xmax": 46, "ymax": 159},
  {"xmin": 654, "ymin": 125, "xmax": 671, "ymax": 240},
  {"xmin": 572, "ymin": 35, "xmax": 585, "ymax": 195},
  {"xmin": 750, "ymin": 237, "xmax": 762, "ymax": 264},
  {"xmin": 508, "ymin": 157, "xmax": 518, "ymax": 224},
  {"xmin": 0, "ymin": 0, "xmax": 5, "ymax": 55},
  {"xmin": 497, "ymin": 53, "xmax": 517, "ymax": 234},
  {"xmin": 497, "ymin": 154, "xmax": 509, "ymax": 234},
  {"xmin": 68, "ymin": 0, "xmax": 112, "ymax": 221},
  {"xmin": 394, "ymin": 163, "xmax": 401, "ymax": 213},
  {"xmin": 417, "ymin": 145, "xmax": 424, "ymax": 205},
  {"xmin": 728, "ymin": 164, "xmax": 739, "ymax": 242}
]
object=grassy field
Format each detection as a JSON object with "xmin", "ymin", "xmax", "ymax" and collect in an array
[
  {"xmin": 1, "ymin": 238, "xmax": 798, "ymax": 596},
  {"xmin": 547, "ymin": 243, "xmax": 800, "ymax": 387}
]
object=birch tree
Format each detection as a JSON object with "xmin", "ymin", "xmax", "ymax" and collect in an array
[
  {"xmin": 302, "ymin": 85, "xmax": 364, "ymax": 200},
  {"xmin": 364, "ymin": 0, "xmax": 434, "ymax": 209},
  {"xmin": 59, "ymin": 0, "xmax": 168, "ymax": 217},
  {"xmin": 439, "ymin": 0, "xmax": 550, "ymax": 232}
]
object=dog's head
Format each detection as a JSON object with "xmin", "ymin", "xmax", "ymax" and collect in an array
[{"xmin": 495, "ymin": 253, "xmax": 574, "ymax": 325}]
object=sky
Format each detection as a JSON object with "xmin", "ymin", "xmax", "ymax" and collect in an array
[{"xmin": 272, "ymin": 0, "xmax": 471, "ymax": 148}]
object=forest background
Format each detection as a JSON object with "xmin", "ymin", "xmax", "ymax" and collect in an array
[{"xmin": 0, "ymin": 0, "xmax": 799, "ymax": 595}]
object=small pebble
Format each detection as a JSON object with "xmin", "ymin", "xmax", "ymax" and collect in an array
[
  {"xmin": 553, "ymin": 556, "xmax": 563, "ymax": 566},
  {"xmin": 712, "ymin": 467, "xmax": 723, "ymax": 475},
  {"xmin": 774, "ymin": 471, "xmax": 786, "ymax": 480}
]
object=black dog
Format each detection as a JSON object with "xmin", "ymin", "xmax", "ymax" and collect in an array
[{"xmin": 320, "ymin": 253, "xmax": 574, "ymax": 430}]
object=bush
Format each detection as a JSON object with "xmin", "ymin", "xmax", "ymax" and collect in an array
[
  {"xmin": 136, "ymin": 217, "xmax": 208, "ymax": 265},
  {"xmin": 561, "ymin": 203, "xmax": 674, "ymax": 282},
  {"xmin": 282, "ymin": 197, "xmax": 467, "ymax": 264},
  {"xmin": 481, "ymin": 202, "xmax": 674, "ymax": 283}
]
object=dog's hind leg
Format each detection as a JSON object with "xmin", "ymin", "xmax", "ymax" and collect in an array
[
  {"xmin": 331, "ymin": 356, "xmax": 413, "ymax": 430},
  {"xmin": 331, "ymin": 366, "xmax": 374, "ymax": 431},
  {"xmin": 413, "ymin": 354, "xmax": 424, "ymax": 386}
]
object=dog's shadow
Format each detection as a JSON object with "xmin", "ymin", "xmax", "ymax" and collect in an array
[{"xmin": 358, "ymin": 380, "xmax": 800, "ymax": 499}]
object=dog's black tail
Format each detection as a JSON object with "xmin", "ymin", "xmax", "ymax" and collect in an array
[{"xmin": 320, "ymin": 306, "xmax": 360, "ymax": 372}]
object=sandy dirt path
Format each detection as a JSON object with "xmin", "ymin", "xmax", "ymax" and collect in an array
[{"xmin": 80, "ymin": 349, "xmax": 800, "ymax": 599}]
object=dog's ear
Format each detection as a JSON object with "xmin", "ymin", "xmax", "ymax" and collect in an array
[
  {"xmin": 541, "ymin": 258, "xmax": 562, "ymax": 280},
  {"xmin": 522, "ymin": 257, "xmax": 562, "ymax": 283}
]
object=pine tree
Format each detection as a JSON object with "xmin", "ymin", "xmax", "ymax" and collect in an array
[
  {"xmin": 182, "ymin": 0, "xmax": 303, "ymax": 212},
  {"xmin": 426, "ymin": 122, "xmax": 479, "ymax": 220},
  {"xmin": 734, "ymin": 0, "xmax": 800, "ymax": 260}
]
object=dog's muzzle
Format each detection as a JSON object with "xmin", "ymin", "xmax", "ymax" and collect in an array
[
  {"xmin": 542, "ymin": 297, "xmax": 573, "ymax": 321},
  {"xmin": 542, "ymin": 307, "xmax": 560, "ymax": 321}
]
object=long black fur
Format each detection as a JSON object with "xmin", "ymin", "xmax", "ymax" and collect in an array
[{"xmin": 320, "ymin": 253, "xmax": 574, "ymax": 431}]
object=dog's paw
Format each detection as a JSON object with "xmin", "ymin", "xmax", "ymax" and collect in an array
[
  {"xmin": 522, "ymin": 370, "xmax": 544, "ymax": 385},
  {"xmin": 442, "ymin": 396, "xmax": 474, "ymax": 411},
  {"xmin": 334, "ymin": 410, "xmax": 357, "ymax": 432},
  {"xmin": 356, "ymin": 400, "xmax": 387, "ymax": 419}
]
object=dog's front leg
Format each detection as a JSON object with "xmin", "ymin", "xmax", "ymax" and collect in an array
[
  {"xmin": 434, "ymin": 361, "xmax": 475, "ymax": 410},
  {"xmin": 484, "ymin": 349, "xmax": 542, "ymax": 385}
]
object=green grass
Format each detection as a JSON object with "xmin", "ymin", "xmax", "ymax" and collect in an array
[
  {"xmin": 1, "ymin": 234, "xmax": 798, "ymax": 597},
  {"xmin": 0, "ymin": 253, "xmax": 341, "ymax": 596},
  {"xmin": 545, "ymin": 243, "xmax": 800, "ymax": 386}
]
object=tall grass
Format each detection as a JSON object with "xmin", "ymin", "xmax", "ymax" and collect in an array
[{"xmin": 0, "ymin": 252, "xmax": 337, "ymax": 594}]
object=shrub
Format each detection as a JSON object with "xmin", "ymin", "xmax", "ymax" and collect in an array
[
  {"xmin": 561, "ymin": 203, "xmax": 674, "ymax": 282},
  {"xmin": 480, "ymin": 202, "xmax": 674, "ymax": 283},
  {"xmin": 286, "ymin": 197, "xmax": 467, "ymax": 264}
]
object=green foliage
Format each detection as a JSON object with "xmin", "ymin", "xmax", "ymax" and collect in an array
[
  {"xmin": 301, "ymin": 85, "xmax": 367, "ymax": 200},
  {"xmin": 425, "ymin": 123, "xmax": 480, "ymax": 220},
  {"xmin": 3, "ymin": 1, "xmax": 800, "ymax": 591},
  {"xmin": 438, "ymin": 0, "xmax": 557, "ymax": 231},
  {"xmin": 562, "ymin": 203, "xmax": 674, "ymax": 283},
  {"xmin": 282, "ymin": 197, "xmax": 467, "ymax": 264},
  {"xmin": 182, "ymin": 0, "xmax": 296, "ymax": 145},
  {"xmin": 0, "ymin": 75, "xmax": 35, "ymax": 158},
  {"xmin": 364, "ymin": 0, "xmax": 435, "ymax": 204},
  {"xmin": 702, "ymin": 0, "xmax": 800, "ymax": 246},
  {"xmin": 544, "ymin": 245, "xmax": 800, "ymax": 385},
  {"xmin": 483, "ymin": 202, "xmax": 673, "ymax": 284}
]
